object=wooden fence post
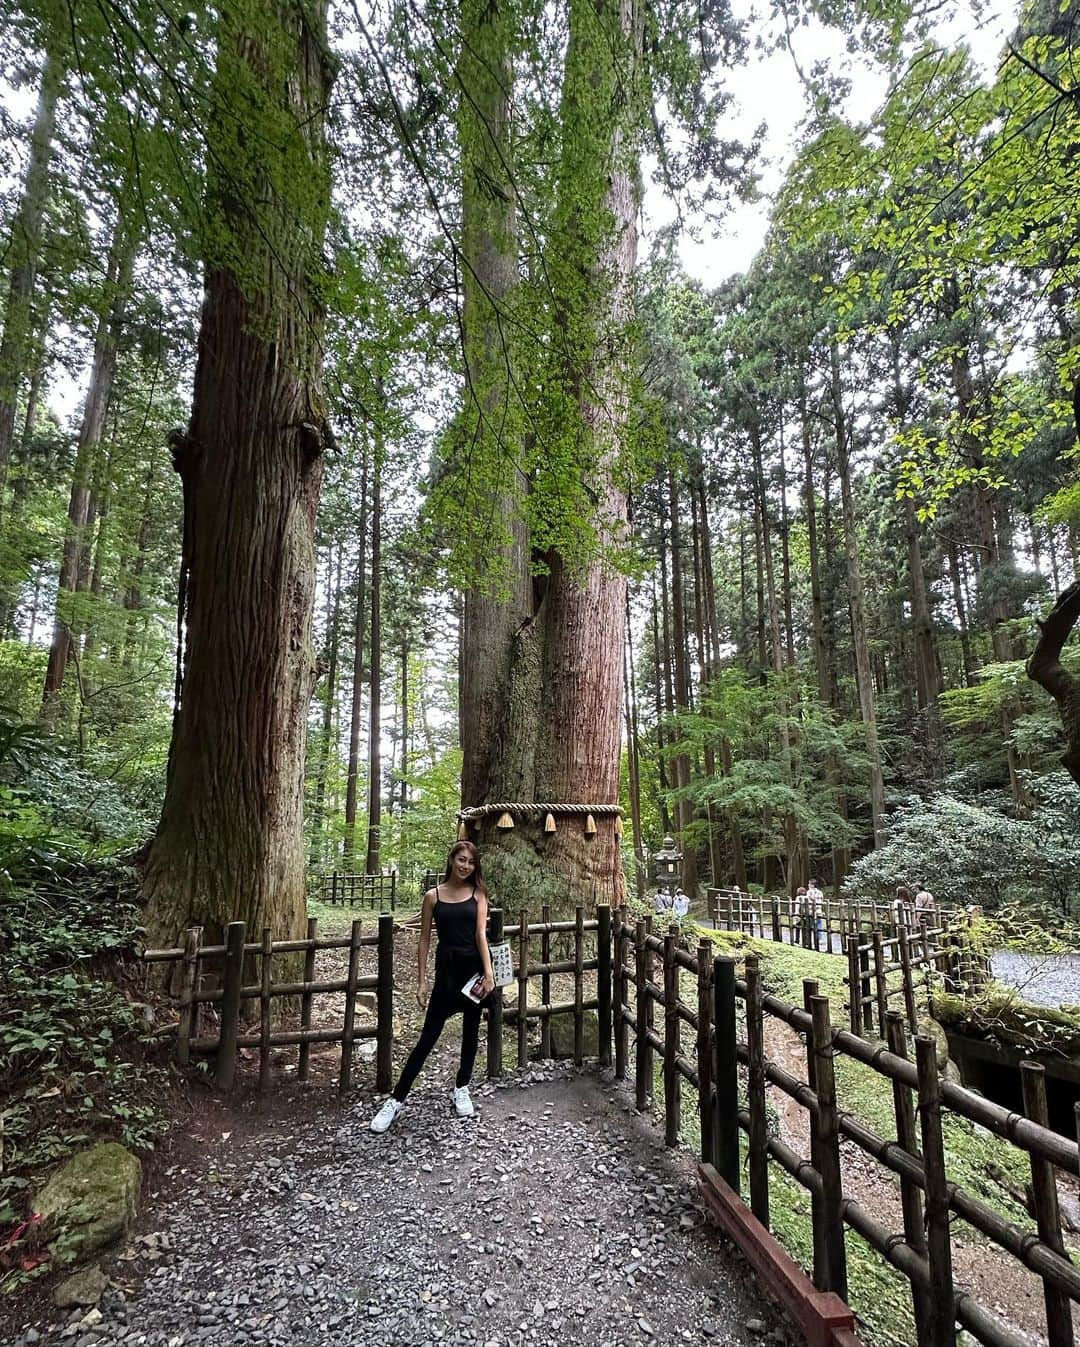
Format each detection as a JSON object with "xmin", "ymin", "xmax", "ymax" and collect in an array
[
  {"xmin": 810, "ymin": 994, "xmax": 847, "ymax": 1300},
  {"xmin": 541, "ymin": 903, "xmax": 552, "ymax": 1060},
  {"xmin": 872, "ymin": 931, "xmax": 888, "ymax": 1036},
  {"xmin": 886, "ymin": 1012, "xmax": 931, "ymax": 1347},
  {"xmin": 517, "ymin": 907, "xmax": 530, "ymax": 1068},
  {"xmin": 597, "ymin": 903, "xmax": 612, "ymax": 1068},
  {"xmin": 614, "ymin": 907, "xmax": 628, "ymax": 1080},
  {"xmin": 899, "ymin": 928, "xmax": 918, "ymax": 1032},
  {"xmin": 663, "ymin": 932, "xmax": 680, "ymax": 1147},
  {"xmin": 376, "ymin": 913, "xmax": 394, "ymax": 1093},
  {"xmin": 176, "ymin": 926, "xmax": 202, "ymax": 1067},
  {"xmin": 574, "ymin": 905, "xmax": 585, "ymax": 1067},
  {"xmin": 487, "ymin": 907, "xmax": 504, "ymax": 1078},
  {"xmin": 915, "ymin": 1034, "xmax": 956, "ymax": 1347},
  {"xmin": 804, "ymin": 979, "xmax": 826, "ymax": 1289},
  {"xmin": 696, "ymin": 938, "xmax": 714, "ymax": 1166},
  {"xmin": 258, "ymin": 926, "xmax": 273, "ymax": 1092},
  {"xmin": 216, "ymin": 921, "xmax": 246, "ymax": 1089},
  {"xmin": 1020, "ymin": 1062, "xmax": 1074, "ymax": 1347},
  {"xmin": 745, "ymin": 955, "xmax": 769, "ymax": 1227},
  {"xmin": 635, "ymin": 919, "xmax": 651, "ymax": 1112},
  {"xmin": 846, "ymin": 938, "xmax": 861, "ymax": 1035},
  {"xmin": 713, "ymin": 955, "xmax": 739, "ymax": 1193},
  {"xmin": 298, "ymin": 916, "xmax": 317, "ymax": 1082},
  {"xmin": 338, "ymin": 918, "xmax": 363, "ymax": 1094},
  {"xmin": 771, "ymin": 897, "xmax": 781, "ymax": 943}
]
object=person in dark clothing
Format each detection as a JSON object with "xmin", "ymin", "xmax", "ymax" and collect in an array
[{"xmin": 370, "ymin": 841, "xmax": 495, "ymax": 1133}]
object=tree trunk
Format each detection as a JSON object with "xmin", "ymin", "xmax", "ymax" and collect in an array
[
  {"xmin": 309, "ymin": 542, "xmax": 343, "ymax": 870},
  {"xmin": 43, "ymin": 220, "xmax": 135, "ymax": 705},
  {"xmin": 0, "ymin": 51, "xmax": 61, "ymax": 510},
  {"xmin": 668, "ymin": 470, "xmax": 698, "ymax": 893},
  {"xmin": 344, "ymin": 447, "xmax": 371, "ymax": 856},
  {"xmin": 364, "ymin": 433, "xmax": 383, "ymax": 875},
  {"xmin": 650, "ymin": 576, "xmax": 672, "ymax": 834},
  {"xmin": 623, "ymin": 593, "xmax": 646, "ymax": 896},
  {"xmin": 831, "ymin": 342, "xmax": 886, "ymax": 847},
  {"xmin": 343, "ymin": 449, "xmax": 369, "ymax": 862},
  {"xmin": 467, "ymin": 0, "xmax": 638, "ymax": 913},
  {"xmin": 399, "ymin": 631, "xmax": 409, "ymax": 814},
  {"xmin": 457, "ymin": 0, "xmax": 534, "ymax": 808},
  {"xmin": 142, "ymin": 0, "xmax": 334, "ymax": 952}
]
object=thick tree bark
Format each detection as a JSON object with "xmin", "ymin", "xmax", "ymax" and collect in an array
[
  {"xmin": 467, "ymin": 0, "xmax": 638, "ymax": 912},
  {"xmin": 457, "ymin": 0, "xmax": 534, "ymax": 810},
  {"xmin": 0, "ymin": 51, "xmax": 61, "ymax": 509},
  {"xmin": 142, "ymin": 0, "xmax": 334, "ymax": 951}
]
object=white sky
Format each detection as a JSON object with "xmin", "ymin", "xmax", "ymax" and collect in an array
[
  {"xmin": 662, "ymin": 1, "xmax": 1014, "ymax": 282},
  {"xmin": 3, "ymin": 2, "xmax": 1017, "ymax": 425}
]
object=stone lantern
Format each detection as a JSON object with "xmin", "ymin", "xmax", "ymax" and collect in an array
[{"xmin": 653, "ymin": 835, "xmax": 682, "ymax": 894}]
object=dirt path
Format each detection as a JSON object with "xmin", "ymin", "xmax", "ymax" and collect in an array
[{"xmin": 14, "ymin": 1043, "xmax": 796, "ymax": 1347}]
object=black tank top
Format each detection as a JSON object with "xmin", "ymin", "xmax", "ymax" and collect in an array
[{"xmin": 433, "ymin": 885, "xmax": 478, "ymax": 955}]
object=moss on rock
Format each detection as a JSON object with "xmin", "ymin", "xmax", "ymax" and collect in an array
[{"xmin": 35, "ymin": 1142, "xmax": 141, "ymax": 1265}]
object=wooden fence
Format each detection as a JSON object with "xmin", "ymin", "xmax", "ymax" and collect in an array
[
  {"xmin": 308, "ymin": 870, "xmax": 398, "ymax": 909},
  {"xmin": 144, "ymin": 901, "xmax": 1079, "ymax": 1347},
  {"xmin": 143, "ymin": 915, "xmax": 394, "ymax": 1094},
  {"xmin": 708, "ymin": 887, "xmax": 958, "ymax": 953},
  {"xmin": 143, "ymin": 904, "xmax": 607, "ymax": 1090},
  {"xmin": 612, "ymin": 907, "xmax": 1080, "ymax": 1347},
  {"xmin": 847, "ymin": 922, "xmax": 992, "ymax": 1037}
]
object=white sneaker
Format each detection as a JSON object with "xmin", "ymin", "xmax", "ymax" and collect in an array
[
  {"xmin": 453, "ymin": 1085, "xmax": 475, "ymax": 1118},
  {"xmin": 370, "ymin": 1097, "xmax": 403, "ymax": 1134}
]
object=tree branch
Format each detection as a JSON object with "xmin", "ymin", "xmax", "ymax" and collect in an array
[{"xmin": 1027, "ymin": 581, "xmax": 1080, "ymax": 785}]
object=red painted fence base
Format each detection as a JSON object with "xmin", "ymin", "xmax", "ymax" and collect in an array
[{"xmin": 698, "ymin": 1163, "xmax": 862, "ymax": 1347}]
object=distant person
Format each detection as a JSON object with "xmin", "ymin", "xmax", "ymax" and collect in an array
[
  {"xmin": 655, "ymin": 887, "xmax": 675, "ymax": 917},
  {"xmin": 915, "ymin": 886, "xmax": 936, "ymax": 925},
  {"xmin": 369, "ymin": 841, "xmax": 495, "ymax": 1134},
  {"xmin": 672, "ymin": 887, "xmax": 690, "ymax": 920},
  {"xmin": 806, "ymin": 878, "xmax": 825, "ymax": 946},
  {"xmin": 893, "ymin": 885, "xmax": 914, "ymax": 933}
]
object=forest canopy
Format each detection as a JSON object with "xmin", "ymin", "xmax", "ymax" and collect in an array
[{"xmin": 0, "ymin": 0, "xmax": 1077, "ymax": 937}]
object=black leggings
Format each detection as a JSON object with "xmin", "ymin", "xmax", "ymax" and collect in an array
[{"xmin": 392, "ymin": 952, "xmax": 484, "ymax": 1101}]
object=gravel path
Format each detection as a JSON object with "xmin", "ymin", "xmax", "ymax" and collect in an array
[
  {"xmin": 991, "ymin": 952, "xmax": 1080, "ymax": 1009},
  {"xmin": 20, "ymin": 1057, "xmax": 791, "ymax": 1347}
]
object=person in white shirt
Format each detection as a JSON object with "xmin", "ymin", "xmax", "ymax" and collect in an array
[{"xmin": 806, "ymin": 879, "xmax": 825, "ymax": 945}]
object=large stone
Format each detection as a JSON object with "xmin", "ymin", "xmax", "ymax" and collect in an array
[
  {"xmin": 548, "ymin": 1010, "xmax": 600, "ymax": 1060},
  {"xmin": 35, "ymin": 1143, "xmax": 141, "ymax": 1265},
  {"xmin": 53, "ymin": 1264, "xmax": 108, "ymax": 1309},
  {"xmin": 917, "ymin": 1016, "xmax": 949, "ymax": 1072}
]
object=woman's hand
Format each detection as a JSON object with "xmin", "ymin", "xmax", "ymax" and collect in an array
[
  {"xmin": 481, "ymin": 973, "xmax": 495, "ymax": 998},
  {"xmin": 416, "ymin": 976, "xmax": 429, "ymax": 1010}
]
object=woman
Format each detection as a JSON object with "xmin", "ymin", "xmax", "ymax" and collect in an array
[{"xmin": 370, "ymin": 841, "xmax": 495, "ymax": 1133}]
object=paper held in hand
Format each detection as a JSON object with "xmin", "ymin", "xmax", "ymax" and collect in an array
[{"xmin": 462, "ymin": 973, "xmax": 488, "ymax": 1004}]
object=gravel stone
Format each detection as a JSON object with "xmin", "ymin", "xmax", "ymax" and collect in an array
[{"xmin": 21, "ymin": 1057, "xmax": 792, "ymax": 1347}]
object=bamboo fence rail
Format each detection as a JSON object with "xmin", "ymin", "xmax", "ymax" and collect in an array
[
  {"xmin": 610, "ymin": 905, "xmax": 1079, "ymax": 1347},
  {"xmin": 307, "ymin": 870, "xmax": 399, "ymax": 909},
  {"xmin": 707, "ymin": 888, "xmax": 959, "ymax": 954}
]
